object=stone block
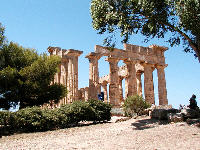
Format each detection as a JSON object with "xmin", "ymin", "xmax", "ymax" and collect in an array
[
  {"xmin": 151, "ymin": 108, "xmax": 179, "ymax": 120},
  {"xmin": 181, "ymin": 109, "xmax": 200, "ymax": 119},
  {"xmin": 168, "ymin": 113, "xmax": 183, "ymax": 123}
]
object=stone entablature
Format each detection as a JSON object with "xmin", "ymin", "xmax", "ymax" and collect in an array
[
  {"xmin": 48, "ymin": 43, "xmax": 168, "ymax": 107},
  {"xmin": 85, "ymin": 43, "xmax": 168, "ymax": 107},
  {"xmin": 95, "ymin": 44, "xmax": 167, "ymax": 65}
]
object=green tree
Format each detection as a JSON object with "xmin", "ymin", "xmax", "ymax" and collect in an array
[
  {"xmin": 91, "ymin": 0, "xmax": 200, "ymax": 62},
  {"xmin": 0, "ymin": 24, "xmax": 66, "ymax": 110}
]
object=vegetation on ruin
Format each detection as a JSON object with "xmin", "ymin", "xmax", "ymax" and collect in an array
[
  {"xmin": 0, "ymin": 23, "xmax": 67, "ymax": 110},
  {"xmin": 123, "ymin": 95, "xmax": 151, "ymax": 117},
  {"xmin": 0, "ymin": 100, "xmax": 111, "ymax": 135},
  {"xmin": 90, "ymin": 0, "xmax": 200, "ymax": 62}
]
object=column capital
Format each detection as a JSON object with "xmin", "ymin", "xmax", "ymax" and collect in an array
[
  {"xmin": 65, "ymin": 49, "xmax": 83, "ymax": 57},
  {"xmin": 85, "ymin": 52, "xmax": 102, "ymax": 60},
  {"xmin": 101, "ymin": 80, "xmax": 108, "ymax": 86},
  {"xmin": 136, "ymin": 71, "xmax": 143, "ymax": 76},
  {"xmin": 105, "ymin": 57, "xmax": 119, "ymax": 63},
  {"xmin": 156, "ymin": 64, "xmax": 168, "ymax": 69},
  {"xmin": 48, "ymin": 47, "xmax": 61, "ymax": 55},
  {"xmin": 141, "ymin": 62, "xmax": 155, "ymax": 67},
  {"xmin": 123, "ymin": 60, "xmax": 138, "ymax": 65},
  {"xmin": 119, "ymin": 76, "xmax": 124, "ymax": 80},
  {"xmin": 141, "ymin": 63, "xmax": 156, "ymax": 71}
]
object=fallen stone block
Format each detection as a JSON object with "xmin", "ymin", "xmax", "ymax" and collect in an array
[{"xmin": 168, "ymin": 113, "xmax": 183, "ymax": 123}]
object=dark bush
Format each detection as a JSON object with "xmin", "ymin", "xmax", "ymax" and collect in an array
[
  {"xmin": 0, "ymin": 111, "xmax": 16, "ymax": 135},
  {"xmin": 0, "ymin": 111, "xmax": 12, "ymax": 127},
  {"xmin": 58, "ymin": 101, "xmax": 94, "ymax": 125},
  {"xmin": 0, "ymin": 100, "xmax": 112, "ymax": 135},
  {"xmin": 88, "ymin": 99, "xmax": 112, "ymax": 122},
  {"xmin": 14, "ymin": 106, "xmax": 45, "ymax": 132},
  {"xmin": 40, "ymin": 108, "xmax": 60, "ymax": 130},
  {"xmin": 123, "ymin": 95, "xmax": 151, "ymax": 117}
]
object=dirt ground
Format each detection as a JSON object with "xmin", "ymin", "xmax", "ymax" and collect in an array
[{"xmin": 0, "ymin": 116, "xmax": 200, "ymax": 150}]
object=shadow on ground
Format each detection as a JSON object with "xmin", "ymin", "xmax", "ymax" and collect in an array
[{"xmin": 131, "ymin": 118, "xmax": 169, "ymax": 130}]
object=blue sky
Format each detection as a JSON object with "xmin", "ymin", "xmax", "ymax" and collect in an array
[{"xmin": 0, "ymin": 0, "xmax": 199, "ymax": 108}]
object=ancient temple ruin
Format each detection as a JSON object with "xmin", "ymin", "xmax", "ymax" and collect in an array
[{"xmin": 48, "ymin": 43, "xmax": 168, "ymax": 107}]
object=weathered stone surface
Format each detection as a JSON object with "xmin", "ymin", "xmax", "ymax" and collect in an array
[
  {"xmin": 124, "ymin": 60, "xmax": 137, "ymax": 98},
  {"xmin": 142, "ymin": 63, "xmax": 155, "ymax": 104},
  {"xmin": 156, "ymin": 65, "xmax": 168, "ymax": 105},
  {"xmin": 181, "ymin": 109, "xmax": 200, "ymax": 119},
  {"xmin": 168, "ymin": 113, "xmax": 183, "ymax": 123},
  {"xmin": 48, "ymin": 43, "xmax": 168, "ymax": 107},
  {"xmin": 106, "ymin": 57, "xmax": 120, "ymax": 107},
  {"xmin": 151, "ymin": 108, "xmax": 178, "ymax": 120},
  {"xmin": 85, "ymin": 53, "xmax": 101, "ymax": 100},
  {"xmin": 48, "ymin": 47, "xmax": 83, "ymax": 105}
]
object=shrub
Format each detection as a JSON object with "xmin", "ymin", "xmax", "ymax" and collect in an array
[
  {"xmin": 40, "ymin": 108, "xmax": 60, "ymax": 130},
  {"xmin": 88, "ymin": 99, "xmax": 112, "ymax": 122},
  {"xmin": 14, "ymin": 106, "xmax": 45, "ymax": 132},
  {"xmin": 0, "ymin": 111, "xmax": 12, "ymax": 127},
  {"xmin": 0, "ymin": 100, "xmax": 112, "ymax": 135},
  {"xmin": 59, "ymin": 101, "xmax": 94, "ymax": 125},
  {"xmin": 123, "ymin": 95, "xmax": 151, "ymax": 117}
]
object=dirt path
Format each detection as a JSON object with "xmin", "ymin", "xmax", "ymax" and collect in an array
[{"xmin": 0, "ymin": 116, "xmax": 200, "ymax": 150}]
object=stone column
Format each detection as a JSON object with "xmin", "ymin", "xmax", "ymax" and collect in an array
[
  {"xmin": 106, "ymin": 57, "xmax": 120, "ymax": 107},
  {"xmin": 48, "ymin": 47, "xmax": 62, "ymax": 84},
  {"xmin": 67, "ymin": 57, "xmax": 73, "ymax": 103},
  {"xmin": 156, "ymin": 65, "xmax": 168, "ymax": 105},
  {"xmin": 136, "ymin": 72, "xmax": 143, "ymax": 96},
  {"xmin": 60, "ymin": 59, "xmax": 68, "ymax": 105},
  {"xmin": 54, "ymin": 65, "xmax": 61, "ymax": 84},
  {"xmin": 101, "ymin": 81, "xmax": 108, "ymax": 103},
  {"xmin": 119, "ymin": 76, "xmax": 124, "ymax": 103},
  {"xmin": 73, "ymin": 56, "xmax": 79, "ymax": 100},
  {"xmin": 143, "ymin": 63, "xmax": 155, "ymax": 104},
  {"xmin": 86, "ymin": 53, "xmax": 101, "ymax": 100},
  {"xmin": 84, "ymin": 87, "xmax": 89, "ymax": 101},
  {"xmin": 66, "ymin": 50, "xmax": 83, "ymax": 103},
  {"xmin": 124, "ymin": 60, "xmax": 137, "ymax": 98}
]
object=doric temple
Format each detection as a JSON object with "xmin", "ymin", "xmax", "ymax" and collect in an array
[{"xmin": 48, "ymin": 43, "xmax": 168, "ymax": 107}]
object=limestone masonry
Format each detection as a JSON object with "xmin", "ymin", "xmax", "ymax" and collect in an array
[{"xmin": 48, "ymin": 43, "xmax": 168, "ymax": 107}]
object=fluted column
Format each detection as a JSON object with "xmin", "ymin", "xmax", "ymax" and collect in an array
[
  {"xmin": 86, "ymin": 53, "xmax": 101, "ymax": 100},
  {"xmin": 60, "ymin": 60, "xmax": 68, "ymax": 105},
  {"xmin": 157, "ymin": 65, "xmax": 168, "ymax": 105},
  {"xmin": 73, "ymin": 57, "xmax": 78, "ymax": 100},
  {"xmin": 136, "ymin": 72, "xmax": 143, "ymax": 96},
  {"xmin": 48, "ymin": 47, "xmax": 62, "ymax": 84},
  {"xmin": 119, "ymin": 76, "xmax": 124, "ymax": 103},
  {"xmin": 66, "ymin": 49, "xmax": 83, "ymax": 103},
  {"xmin": 101, "ymin": 81, "xmax": 108, "ymax": 103},
  {"xmin": 106, "ymin": 57, "xmax": 120, "ymax": 107},
  {"xmin": 67, "ymin": 57, "xmax": 73, "ymax": 103},
  {"xmin": 143, "ymin": 63, "xmax": 155, "ymax": 104},
  {"xmin": 124, "ymin": 60, "xmax": 137, "ymax": 98},
  {"xmin": 54, "ymin": 65, "xmax": 61, "ymax": 84}
]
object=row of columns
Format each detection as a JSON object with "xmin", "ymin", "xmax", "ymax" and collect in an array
[
  {"xmin": 50, "ymin": 48, "xmax": 83, "ymax": 105},
  {"xmin": 87, "ymin": 55, "xmax": 168, "ymax": 107}
]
